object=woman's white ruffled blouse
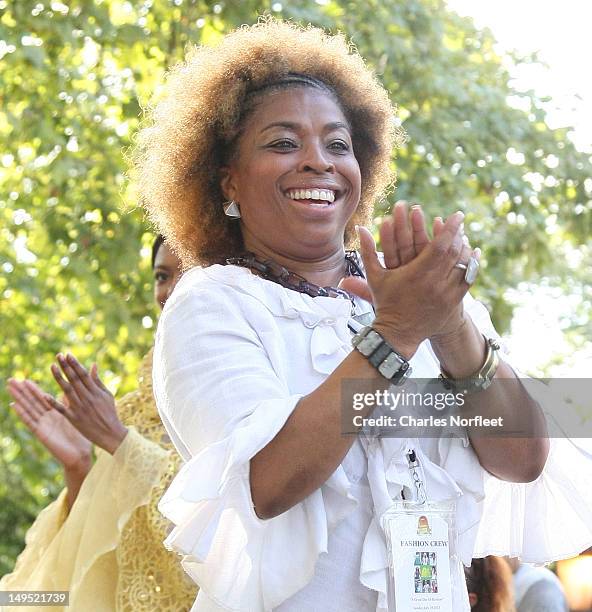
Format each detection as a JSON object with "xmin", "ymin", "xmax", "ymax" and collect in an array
[{"xmin": 153, "ymin": 263, "xmax": 592, "ymax": 612}]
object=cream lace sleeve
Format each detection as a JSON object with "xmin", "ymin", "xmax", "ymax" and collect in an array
[
  {"xmin": 0, "ymin": 428, "xmax": 171, "ymax": 612},
  {"xmin": 113, "ymin": 348, "xmax": 198, "ymax": 611},
  {"xmin": 115, "ymin": 448, "xmax": 197, "ymax": 611}
]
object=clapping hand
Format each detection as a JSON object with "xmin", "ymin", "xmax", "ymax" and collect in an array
[
  {"xmin": 341, "ymin": 201, "xmax": 480, "ymax": 356},
  {"xmin": 46, "ymin": 353, "xmax": 128, "ymax": 455},
  {"xmin": 7, "ymin": 378, "xmax": 92, "ymax": 471},
  {"xmin": 379, "ymin": 201, "xmax": 480, "ymax": 341}
]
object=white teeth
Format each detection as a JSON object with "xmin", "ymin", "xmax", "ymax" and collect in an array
[{"xmin": 286, "ymin": 189, "xmax": 336, "ymax": 203}]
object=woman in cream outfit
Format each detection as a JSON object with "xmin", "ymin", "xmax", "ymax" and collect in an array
[{"xmin": 2, "ymin": 238, "xmax": 197, "ymax": 611}]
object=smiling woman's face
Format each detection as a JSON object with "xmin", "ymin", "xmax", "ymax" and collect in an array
[{"xmin": 221, "ymin": 87, "xmax": 362, "ymax": 262}]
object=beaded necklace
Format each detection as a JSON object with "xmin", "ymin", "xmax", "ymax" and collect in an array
[{"xmin": 226, "ymin": 250, "xmax": 365, "ymax": 314}]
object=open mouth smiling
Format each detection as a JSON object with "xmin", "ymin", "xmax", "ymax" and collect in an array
[{"xmin": 284, "ymin": 188, "xmax": 339, "ymax": 207}]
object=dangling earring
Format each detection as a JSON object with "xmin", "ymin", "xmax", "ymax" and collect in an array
[{"xmin": 223, "ymin": 200, "xmax": 241, "ymax": 219}]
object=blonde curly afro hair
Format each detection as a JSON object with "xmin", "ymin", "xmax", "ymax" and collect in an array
[{"xmin": 134, "ymin": 18, "xmax": 405, "ymax": 268}]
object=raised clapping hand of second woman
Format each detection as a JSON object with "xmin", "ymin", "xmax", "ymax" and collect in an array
[
  {"xmin": 47, "ymin": 353, "xmax": 129, "ymax": 455},
  {"xmin": 7, "ymin": 378, "xmax": 92, "ymax": 510}
]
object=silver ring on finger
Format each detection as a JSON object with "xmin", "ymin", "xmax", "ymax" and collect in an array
[{"xmin": 454, "ymin": 255, "xmax": 479, "ymax": 285}]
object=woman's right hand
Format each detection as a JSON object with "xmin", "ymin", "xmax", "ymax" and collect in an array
[
  {"xmin": 355, "ymin": 209, "xmax": 468, "ymax": 358},
  {"xmin": 7, "ymin": 378, "xmax": 92, "ymax": 472}
]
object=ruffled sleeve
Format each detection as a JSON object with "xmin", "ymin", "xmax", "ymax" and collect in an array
[
  {"xmin": 154, "ymin": 269, "xmax": 358, "ymax": 611},
  {"xmin": 448, "ymin": 295, "xmax": 592, "ymax": 564},
  {"xmin": 470, "ymin": 410, "xmax": 592, "ymax": 563}
]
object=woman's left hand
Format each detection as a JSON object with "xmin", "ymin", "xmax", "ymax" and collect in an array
[
  {"xmin": 47, "ymin": 353, "xmax": 128, "ymax": 455},
  {"xmin": 425, "ymin": 210, "xmax": 480, "ymax": 342}
]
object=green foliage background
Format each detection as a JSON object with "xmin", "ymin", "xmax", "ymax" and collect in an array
[{"xmin": 1, "ymin": 0, "xmax": 590, "ymax": 573}]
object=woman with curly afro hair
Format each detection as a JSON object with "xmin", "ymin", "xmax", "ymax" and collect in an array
[
  {"xmin": 136, "ymin": 19, "xmax": 401, "ymax": 268},
  {"xmin": 136, "ymin": 17, "xmax": 592, "ymax": 612}
]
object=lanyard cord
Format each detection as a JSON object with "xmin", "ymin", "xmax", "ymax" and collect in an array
[{"xmin": 407, "ymin": 449, "xmax": 428, "ymax": 505}]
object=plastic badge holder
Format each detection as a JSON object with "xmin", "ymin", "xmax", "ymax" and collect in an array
[{"xmin": 380, "ymin": 451, "xmax": 469, "ymax": 611}]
